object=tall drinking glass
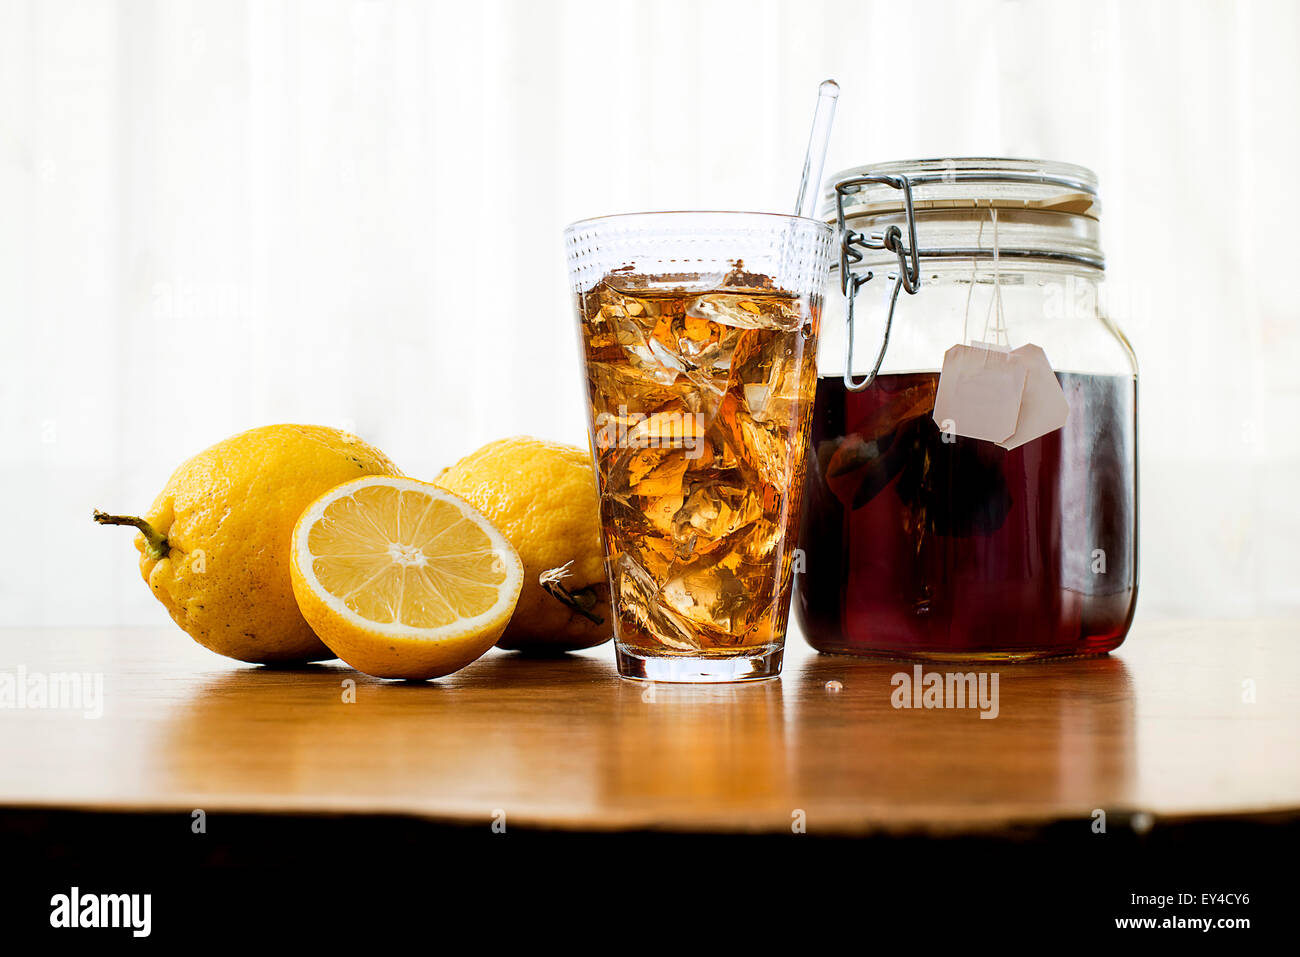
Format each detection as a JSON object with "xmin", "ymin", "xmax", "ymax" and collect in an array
[{"xmin": 564, "ymin": 212, "xmax": 834, "ymax": 681}]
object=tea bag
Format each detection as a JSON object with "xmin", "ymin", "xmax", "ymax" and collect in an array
[
  {"xmin": 997, "ymin": 343, "xmax": 1069, "ymax": 450},
  {"xmin": 932, "ymin": 208, "xmax": 1069, "ymax": 448},
  {"xmin": 932, "ymin": 342, "xmax": 1026, "ymax": 444}
]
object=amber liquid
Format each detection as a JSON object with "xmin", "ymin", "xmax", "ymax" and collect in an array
[
  {"xmin": 795, "ymin": 371, "xmax": 1137, "ymax": 659},
  {"xmin": 579, "ymin": 274, "xmax": 818, "ymax": 657}
]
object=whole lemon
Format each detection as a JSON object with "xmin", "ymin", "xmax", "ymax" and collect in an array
[
  {"xmin": 96, "ymin": 424, "xmax": 399, "ymax": 663},
  {"xmin": 436, "ymin": 436, "xmax": 610, "ymax": 652}
]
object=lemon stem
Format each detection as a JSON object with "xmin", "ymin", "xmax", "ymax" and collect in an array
[
  {"xmin": 93, "ymin": 510, "xmax": 168, "ymax": 560},
  {"xmin": 539, "ymin": 566, "xmax": 604, "ymax": 625}
]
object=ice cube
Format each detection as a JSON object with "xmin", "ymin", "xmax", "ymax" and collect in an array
[
  {"xmin": 660, "ymin": 559, "xmax": 770, "ymax": 643},
  {"xmin": 604, "ymin": 271, "xmax": 729, "ymax": 296},
  {"xmin": 614, "ymin": 552, "xmax": 701, "ymax": 651},
  {"xmin": 687, "ymin": 293, "xmax": 771, "ymax": 330},
  {"xmin": 607, "ymin": 314, "xmax": 679, "ymax": 386},
  {"xmin": 587, "ymin": 362, "xmax": 682, "ymax": 415},
  {"xmin": 647, "ymin": 337, "xmax": 686, "ymax": 376},
  {"xmin": 712, "ymin": 389, "xmax": 790, "ymax": 491},
  {"xmin": 673, "ymin": 481, "xmax": 763, "ymax": 553},
  {"xmin": 730, "ymin": 327, "xmax": 808, "ymax": 426},
  {"xmin": 688, "ymin": 292, "xmax": 804, "ymax": 332}
]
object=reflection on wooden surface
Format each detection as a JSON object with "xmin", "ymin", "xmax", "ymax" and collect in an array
[{"xmin": 0, "ymin": 620, "xmax": 1295, "ymax": 835}]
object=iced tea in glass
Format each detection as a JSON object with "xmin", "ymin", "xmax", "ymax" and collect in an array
[{"xmin": 564, "ymin": 212, "xmax": 833, "ymax": 681}]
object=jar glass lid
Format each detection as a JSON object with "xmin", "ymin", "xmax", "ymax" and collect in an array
[{"xmin": 819, "ymin": 157, "xmax": 1101, "ymax": 222}]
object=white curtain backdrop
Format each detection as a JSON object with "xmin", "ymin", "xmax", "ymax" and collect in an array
[{"xmin": 2, "ymin": 0, "xmax": 1298, "ymax": 626}]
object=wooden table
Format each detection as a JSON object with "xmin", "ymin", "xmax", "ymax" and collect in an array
[{"xmin": 2, "ymin": 618, "xmax": 1297, "ymax": 836}]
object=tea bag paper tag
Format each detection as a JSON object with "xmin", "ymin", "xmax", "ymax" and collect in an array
[
  {"xmin": 997, "ymin": 344, "xmax": 1069, "ymax": 450},
  {"xmin": 932, "ymin": 342, "xmax": 1026, "ymax": 443}
]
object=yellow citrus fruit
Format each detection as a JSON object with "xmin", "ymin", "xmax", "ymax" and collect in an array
[
  {"xmin": 289, "ymin": 475, "xmax": 524, "ymax": 680},
  {"xmin": 436, "ymin": 436, "xmax": 610, "ymax": 652},
  {"xmin": 94, "ymin": 424, "xmax": 399, "ymax": 663}
]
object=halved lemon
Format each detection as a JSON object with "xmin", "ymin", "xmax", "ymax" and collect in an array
[{"xmin": 290, "ymin": 476, "xmax": 523, "ymax": 679}]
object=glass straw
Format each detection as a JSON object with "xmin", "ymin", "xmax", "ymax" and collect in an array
[{"xmin": 794, "ymin": 79, "xmax": 840, "ymax": 219}]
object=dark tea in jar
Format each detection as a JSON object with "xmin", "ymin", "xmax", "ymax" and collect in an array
[{"xmin": 795, "ymin": 159, "xmax": 1137, "ymax": 660}]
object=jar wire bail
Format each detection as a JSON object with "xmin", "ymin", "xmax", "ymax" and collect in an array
[{"xmin": 835, "ymin": 174, "xmax": 922, "ymax": 392}]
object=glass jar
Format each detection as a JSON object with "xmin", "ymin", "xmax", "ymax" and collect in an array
[{"xmin": 795, "ymin": 158, "xmax": 1138, "ymax": 660}]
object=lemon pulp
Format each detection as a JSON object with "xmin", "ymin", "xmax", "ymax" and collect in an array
[
  {"xmin": 308, "ymin": 483, "xmax": 509, "ymax": 628},
  {"xmin": 290, "ymin": 476, "xmax": 523, "ymax": 679}
]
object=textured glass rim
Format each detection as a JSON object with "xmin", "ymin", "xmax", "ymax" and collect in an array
[{"xmin": 564, "ymin": 209, "xmax": 833, "ymax": 237}]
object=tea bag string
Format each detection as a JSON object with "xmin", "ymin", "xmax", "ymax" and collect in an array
[
  {"xmin": 981, "ymin": 207, "xmax": 1009, "ymax": 347},
  {"xmin": 962, "ymin": 214, "xmax": 985, "ymax": 347}
]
